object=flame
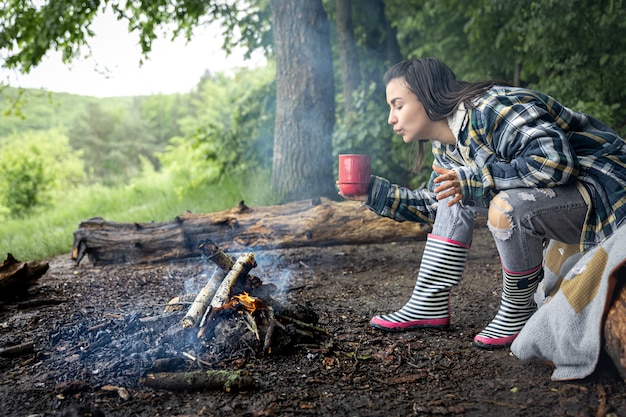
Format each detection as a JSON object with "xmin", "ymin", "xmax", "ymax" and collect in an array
[{"xmin": 232, "ymin": 292, "xmax": 258, "ymax": 314}]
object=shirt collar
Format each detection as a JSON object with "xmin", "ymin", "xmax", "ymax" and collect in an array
[{"xmin": 446, "ymin": 103, "xmax": 468, "ymax": 141}]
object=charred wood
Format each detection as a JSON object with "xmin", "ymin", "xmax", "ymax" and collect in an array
[
  {"xmin": 197, "ymin": 239, "xmax": 235, "ymax": 271},
  {"xmin": 0, "ymin": 253, "xmax": 49, "ymax": 297}
]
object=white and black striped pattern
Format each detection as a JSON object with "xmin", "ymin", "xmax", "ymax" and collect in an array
[
  {"xmin": 377, "ymin": 236, "xmax": 469, "ymax": 323},
  {"xmin": 475, "ymin": 267, "xmax": 543, "ymax": 340}
]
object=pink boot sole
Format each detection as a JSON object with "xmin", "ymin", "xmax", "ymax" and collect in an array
[
  {"xmin": 473, "ymin": 333, "xmax": 518, "ymax": 349},
  {"xmin": 370, "ymin": 315, "xmax": 450, "ymax": 332}
]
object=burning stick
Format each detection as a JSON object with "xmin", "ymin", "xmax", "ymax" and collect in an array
[
  {"xmin": 209, "ymin": 252, "xmax": 256, "ymax": 310},
  {"xmin": 182, "ymin": 268, "xmax": 227, "ymax": 328},
  {"xmin": 140, "ymin": 370, "xmax": 254, "ymax": 392},
  {"xmin": 197, "ymin": 252, "xmax": 257, "ymax": 339}
]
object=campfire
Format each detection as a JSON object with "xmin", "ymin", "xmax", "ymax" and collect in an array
[
  {"xmin": 141, "ymin": 239, "xmax": 327, "ymax": 391},
  {"xmin": 186, "ymin": 239, "xmax": 325, "ymax": 352}
]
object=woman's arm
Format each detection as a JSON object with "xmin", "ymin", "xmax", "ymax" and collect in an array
[{"xmin": 365, "ymin": 175, "xmax": 438, "ymax": 223}]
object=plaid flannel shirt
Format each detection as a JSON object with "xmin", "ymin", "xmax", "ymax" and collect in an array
[{"xmin": 367, "ymin": 86, "xmax": 626, "ymax": 250}]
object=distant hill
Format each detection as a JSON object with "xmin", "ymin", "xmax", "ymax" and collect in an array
[{"xmin": 0, "ymin": 86, "xmax": 135, "ymax": 136}]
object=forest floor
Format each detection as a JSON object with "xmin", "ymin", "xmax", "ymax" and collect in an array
[{"xmin": 1, "ymin": 225, "xmax": 625, "ymax": 417}]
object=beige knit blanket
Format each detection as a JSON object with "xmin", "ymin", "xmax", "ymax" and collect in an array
[{"xmin": 511, "ymin": 224, "xmax": 626, "ymax": 381}]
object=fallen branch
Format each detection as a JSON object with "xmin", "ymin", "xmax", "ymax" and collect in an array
[
  {"xmin": 0, "ymin": 341, "xmax": 34, "ymax": 358},
  {"xmin": 140, "ymin": 370, "xmax": 254, "ymax": 392},
  {"xmin": 279, "ymin": 315, "xmax": 329, "ymax": 335}
]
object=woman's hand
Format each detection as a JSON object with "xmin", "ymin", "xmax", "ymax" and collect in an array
[
  {"xmin": 432, "ymin": 165, "xmax": 462, "ymax": 207},
  {"xmin": 336, "ymin": 182, "xmax": 367, "ymax": 201}
]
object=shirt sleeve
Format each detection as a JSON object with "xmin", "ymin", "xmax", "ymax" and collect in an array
[
  {"xmin": 365, "ymin": 175, "xmax": 438, "ymax": 224},
  {"xmin": 456, "ymin": 92, "xmax": 581, "ymax": 205}
]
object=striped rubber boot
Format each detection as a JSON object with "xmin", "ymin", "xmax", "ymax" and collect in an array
[
  {"xmin": 370, "ymin": 234, "xmax": 470, "ymax": 332},
  {"xmin": 473, "ymin": 265, "xmax": 543, "ymax": 349}
]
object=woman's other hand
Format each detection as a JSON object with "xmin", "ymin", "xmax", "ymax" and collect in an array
[{"xmin": 432, "ymin": 165, "xmax": 462, "ymax": 206}]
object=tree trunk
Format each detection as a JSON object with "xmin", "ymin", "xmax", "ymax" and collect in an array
[
  {"xmin": 270, "ymin": 0, "xmax": 336, "ymax": 202},
  {"xmin": 71, "ymin": 198, "xmax": 431, "ymax": 266},
  {"xmin": 335, "ymin": 0, "xmax": 361, "ymax": 115}
]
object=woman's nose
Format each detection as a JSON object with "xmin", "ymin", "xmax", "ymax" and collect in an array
[{"xmin": 388, "ymin": 111, "xmax": 396, "ymax": 125}]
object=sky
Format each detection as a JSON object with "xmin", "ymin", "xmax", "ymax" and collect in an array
[{"xmin": 0, "ymin": 9, "xmax": 266, "ymax": 98}]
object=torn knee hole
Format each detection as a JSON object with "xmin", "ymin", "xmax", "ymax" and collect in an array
[{"xmin": 488, "ymin": 196, "xmax": 514, "ymax": 239}]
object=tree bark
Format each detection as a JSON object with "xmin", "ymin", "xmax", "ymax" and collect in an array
[
  {"xmin": 604, "ymin": 264, "xmax": 626, "ymax": 379},
  {"xmin": 335, "ymin": 0, "xmax": 361, "ymax": 115},
  {"xmin": 71, "ymin": 198, "xmax": 431, "ymax": 266},
  {"xmin": 270, "ymin": 0, "xmax": 337, "ymax": 202}
]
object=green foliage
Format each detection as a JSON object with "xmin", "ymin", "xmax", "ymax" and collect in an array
[
  {"xmin": 0, "ymin": 88, "xmax": 191, "ymax": 185},
  {"xmin": 0, "ymin": 148, "xmax": 48, "ymax": 217},
  {"xmin": 139, "ymin": 94, "xmax": 189, "ymax": 148},
  {"xmin": 0, "ymin": 128, "xmax": 85, "ymax": 218},
  {"xmin": 0, "ymin": 88, "xmax": 92, "ymax": 135},
  {"xmin": 0, "ymin": 0, "xmax": 99, "ymax": 72},
  {"xmin": 157, "ymin": 65, "xmax": 276, "ymax": 198},
  {"xmin": 215, "ymin": 0, "xmax": 274, "ymax": 59},
  {"xmin": 386, "ymin": 0, "xmax": 626, "ymax": 135}
]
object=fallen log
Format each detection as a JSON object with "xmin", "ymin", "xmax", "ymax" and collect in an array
[
  {"xmin": 604, "ymin": 262, "xmax": 626, "ymax": 379},
  {"xmin": 140, "ymin": 370, "xmax": 254, "ymax": 392},
  {"xmin": 71, "ymin": 198, "xmax": 431, "ymax": 265},
  {"xmin": 0, "ymin": 254, "xmax": 49, "ymax": 297}
]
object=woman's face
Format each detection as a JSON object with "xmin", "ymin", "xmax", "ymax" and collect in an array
[{"xmin": 386, "ymin": 77, "xmax": 434, "ymax": 144}]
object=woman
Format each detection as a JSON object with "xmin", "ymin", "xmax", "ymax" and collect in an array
[{"xmin": 341, "ymin": 57, "xmax": 626, "ymax": 348}]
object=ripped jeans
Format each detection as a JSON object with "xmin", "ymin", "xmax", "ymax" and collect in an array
[{"xmin": 431, "ymin": 183, "xmax": 588, "ymax": 272}]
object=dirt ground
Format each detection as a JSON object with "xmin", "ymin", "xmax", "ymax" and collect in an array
[{"xmin": 1, "ymin": 225, "xmax": 625, "ymax": 417}]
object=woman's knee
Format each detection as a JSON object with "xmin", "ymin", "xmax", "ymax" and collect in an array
[{"xmin": 487, "ymin": 193, "xmax": 516, "ymax": 240}]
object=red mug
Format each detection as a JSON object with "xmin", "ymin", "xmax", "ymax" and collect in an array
[{"xmin": 337, "ymin": 154, "xmax": 371, "ymax": 195}]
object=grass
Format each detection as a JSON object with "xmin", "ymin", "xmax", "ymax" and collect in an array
[{"xmin": 0, "ymin": 170, "xmax": 277, "ymax": 261}]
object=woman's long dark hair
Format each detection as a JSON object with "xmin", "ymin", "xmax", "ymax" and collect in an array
[{"xmin": 384, "ymin": 58, "xmax": 498, "ymax": 172}]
